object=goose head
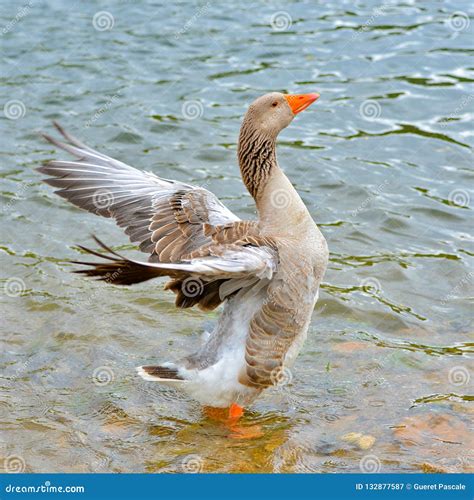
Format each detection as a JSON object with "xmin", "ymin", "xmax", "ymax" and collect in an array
[
  {"xmin": 238, "ymin": 91, "xmax": 319, "ymax": 199},
  {"xmin": 243, "ymin": 91, "xmax": 319, "ymax": 138}
]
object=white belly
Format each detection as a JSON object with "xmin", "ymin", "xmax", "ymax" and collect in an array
[
  {"xmin": 171, "ymin": 283, "xmax": 320, "ymax": 408},
  {"xmin": 179, "ymin": 286, "xmax": 266, "ymax": 407}
]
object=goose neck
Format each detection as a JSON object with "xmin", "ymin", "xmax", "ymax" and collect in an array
[{"xmin": 237, "ymin": 121, "xmax": 277, "ymax": 200}]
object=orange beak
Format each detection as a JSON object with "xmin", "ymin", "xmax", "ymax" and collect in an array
[{"xmin": 284, "ymin": 93, "xmax": 320, "ymax": 115}]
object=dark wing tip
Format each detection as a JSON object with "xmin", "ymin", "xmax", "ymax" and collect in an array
[
  {"xmin": 52, "ymin": 120, "xmax": 63, "ymax": 133},
  {"xmin": 40, "ymin": 132, "xmax": 56, "ymax": 145},
  {"xmin": 141, "ymin": 365, "xmax": 184, "ymax": 380}
]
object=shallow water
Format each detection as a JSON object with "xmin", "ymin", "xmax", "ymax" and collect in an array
[{"xmin": 1, "ymin": 0, "xmax": 473, "ymax": 473}]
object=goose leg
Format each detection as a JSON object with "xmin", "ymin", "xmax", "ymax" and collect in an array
[
  {"xmin": 229, "ymin": 403, "xmax": 244, "ymax": 420},
  {"xmin": 202, "ymin": 403, "xmax": 243, "ymax": 423},
  {"xmin": 203, "ymin": 404, "xmax": 262, "ymax": 439},
  {"xmin": 228, "ymin": 403, "xmax": 263, "ymax": 440}
]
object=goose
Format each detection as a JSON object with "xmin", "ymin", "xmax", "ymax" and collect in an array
[{"xmin": 38, "ymin": 92, "xmax": 328, "ymax": 424}]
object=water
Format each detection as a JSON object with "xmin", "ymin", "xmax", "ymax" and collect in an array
[{"xmin": 1, "ymin": 0, "xmax": 473, "ymax": 473}]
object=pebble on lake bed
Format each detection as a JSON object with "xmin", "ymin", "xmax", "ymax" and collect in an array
[
  {"xmin": 341, "ymin": 432, "xmax": 376, "ymax": 450},
  {"xmin": 332, "ymin": 341, "xmax": 368, "ymax": 353},
  {"xmin": 393, "ymin": 414, "xmax": 469, "ymax": 446}
]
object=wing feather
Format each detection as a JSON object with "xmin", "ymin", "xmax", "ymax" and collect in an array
[
  {"xmin": 72, "ymin": 236, "xmax": 278, "ymax": 292},
  {"xmin": 39, "ymin": 124, "xmax": 274, "ymax": 311},
  {"xmin": 38, "ymin": 123, "xmax": 239, "ymax": 263}
]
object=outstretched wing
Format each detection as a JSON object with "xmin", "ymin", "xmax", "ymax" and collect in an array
[
  {"xmin": 72, "ymin": 236, "xmax": 278, "ymax": 310},
  {"xmin": 38, "ymin": 122, "xmax": 239, "ymax": 262}
]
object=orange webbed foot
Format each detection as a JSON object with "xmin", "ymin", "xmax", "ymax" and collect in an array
[
  {"xmin": 203, "ymin": 403, "xmax": 244, "ymax": 423},
  {"xmin": 228, "ymin": 403, "xmax": 263, "ymax": 439},
  {"xmin": 204, "ymin": 403, "xmax": 262, "ymax": 439},
  {"xmin": 228, "ymin": 403, "xmax": 244, "ymax": 421}
]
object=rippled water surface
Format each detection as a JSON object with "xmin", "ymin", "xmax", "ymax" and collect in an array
[{"xmin": 1, "ymin": 0, "xmax": 473, "ymax": 473}]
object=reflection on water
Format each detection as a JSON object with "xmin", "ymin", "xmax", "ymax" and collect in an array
[{"xmin": 1, "ymin": 0, "xmax": 473, "ymax": 473}]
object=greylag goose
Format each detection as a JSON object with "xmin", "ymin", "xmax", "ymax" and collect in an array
[{"xmin": 38, "ymin": 92, "xmax": 328, "ymax": 421}]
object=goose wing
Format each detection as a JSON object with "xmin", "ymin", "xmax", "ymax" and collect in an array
[
  {"xmin": 72, "ymin": 236, "xmax": 278, "ymax": 310},
  {"xmin": 38, "ymin": 122, "xmax": 241, "ymax": 263}
]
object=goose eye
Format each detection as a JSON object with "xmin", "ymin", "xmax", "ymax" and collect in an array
[{"xmin": 271, "ymin": 102, "xmax": 278, "ymax": 107}]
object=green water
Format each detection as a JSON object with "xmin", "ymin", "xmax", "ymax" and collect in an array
[{"xmin": 1, "ymin": 0, "xmax": 473, "ymax": 473}]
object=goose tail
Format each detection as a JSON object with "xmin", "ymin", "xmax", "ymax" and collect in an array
[{"xmin": 136, "ymin": 364, "xmax": 185, "ymax": 383}]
